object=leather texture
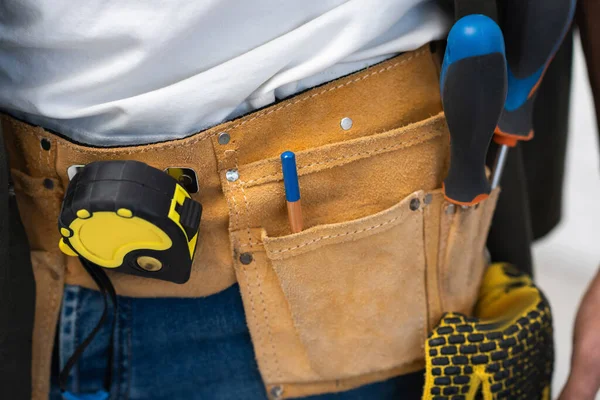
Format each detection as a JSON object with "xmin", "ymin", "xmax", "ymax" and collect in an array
[{"xmin": 1, "ymin": 46, "xmax": 500, "ymax": 399}]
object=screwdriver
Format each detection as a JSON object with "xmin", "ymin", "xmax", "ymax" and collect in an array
[
  {"xmin": 491, "ymin": 0, "xmax": 577, "ymax": 189},
  {"xmin": 441, "ymin": 14, "xmax": 507, "ymax": 206}
]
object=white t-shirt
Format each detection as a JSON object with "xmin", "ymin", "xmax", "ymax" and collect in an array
[{"xmin": 0, "ymin": 0, "xmax": 451, "ymax": 146}]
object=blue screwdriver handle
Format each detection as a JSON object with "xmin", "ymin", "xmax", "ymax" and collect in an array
[
  {"xmin": 441, "ymin": 15, "xmax": 507, "ymax": 206},
  {"xmin": 494, "ymin": 0, "xmax": 577, "ymax": 147}
]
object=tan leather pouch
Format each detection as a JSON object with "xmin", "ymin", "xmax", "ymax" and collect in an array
[{"xmin": 220, "ymin": 110, "xmax": 500, "ymax": 398}]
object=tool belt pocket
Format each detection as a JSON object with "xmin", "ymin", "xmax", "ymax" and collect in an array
[{"xmin": 222, "ymin": 113, "xmax": 499, "ymax": 398}]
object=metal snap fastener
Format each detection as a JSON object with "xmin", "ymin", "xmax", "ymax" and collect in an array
[
  {"xmin": 218, "ymin": 132, "xmax": 231, "ymax": 145},
  {"xmin": 410, "ymin": 198, "xmax": 421, "ymax": 211},
  {"xmin": 137, "ymin": 256, "xmax": 163, "ymax": 272},
  {"xmin": 165, "ymin": 167, "xmax": 199, "ymax": 193},
  {"xmin": 226, "ymin": 169, "xmax": 239, "ymax": 182},
  {"xmin": 270, "ymin": 385, "xmax": 284, "ymax": 399},
  {"xmin": 424, "ymin": 193, "xmax": 433, "ymax": 205},
  {"xmin": 239, "ymin": 253, "xmax": 253, "ymax": 265},
  {"xmin": 340, "ymin": 117, "xmax": 353, "ymax": 130}
]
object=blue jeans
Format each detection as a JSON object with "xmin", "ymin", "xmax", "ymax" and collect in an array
[{"xmin": 51, "ymin": 284, "xmax": 424, "ymax": 399}]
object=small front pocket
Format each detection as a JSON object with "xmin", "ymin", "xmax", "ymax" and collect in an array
[
  {"xmin": 437, "ymin": 189, "xmax": 500, "ymax": 315},
  {"xmin": 219, "ymin": 112, "xmax": 499, "ymax": 398},
  {"xmin": 231, "ymin": 191, "xmax": 429, "ymax": 394}
]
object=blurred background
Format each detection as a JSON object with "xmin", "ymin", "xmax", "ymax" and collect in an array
[{"xmin": 534, "ymin": 33, "xmax": 600, "ymax": 397}]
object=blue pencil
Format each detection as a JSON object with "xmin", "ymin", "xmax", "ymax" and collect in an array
[{"xmin": 281, "ymin": 151, "xmax": 303, "ymax": 233}]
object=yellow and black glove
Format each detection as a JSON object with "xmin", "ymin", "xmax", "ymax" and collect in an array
[{"xmin": 423, "ymin": 263, "xmax": 553, "ymax": 400}]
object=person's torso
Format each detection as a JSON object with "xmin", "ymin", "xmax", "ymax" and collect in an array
[{"xmin": 0, "ymin": 0, "xmax": 450, "ymax": 146}]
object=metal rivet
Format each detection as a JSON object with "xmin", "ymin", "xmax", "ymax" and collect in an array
[
  {"xmin": 40, "ymin": 138, "xmax": 51, "ymax": 151},
  {"xmin": 179, "ymin": 174, "xmax": 193, "ymax": 187},
  {"xmin": 461, "ymin": 205, "xmax": 470, "ymax": 210},
  {"xmin": 445, "ymin": 204, "xmax": 456, "ymax": 214},
  {"xmin": 340, "ymin": 117, "xmax": 353, "ymax": 130},
  {"xmin": 270, "ymin": 385, "xmax": 284, "ymax": 399},
  {"xmin": 409, "ymin": 198, "xmax": 421, "ymax": 211},
  {"xmin": 43, "ymin": 178, "xmax": 54, "ymax": 190},
  {"xmin": 424, "ymin": 194, "xmax": 433, "ymax": 205},
  {"xmin": 137, "ymin": 256, "xmax": 163, "ymax": 272},
  {"xmin": 218, "ymin": 132, "xmax": 231, "ymax": 145},
  {"xmin": 239, "ymin": 253, "xmax": 253, "ymax": 265},
  {"xmin": 226, "ymin": 169, "xmax": 239, "ymax": 182},
  {"xmin": 165, "ymin": 167, "xmax": 199, "ymax": 193}
]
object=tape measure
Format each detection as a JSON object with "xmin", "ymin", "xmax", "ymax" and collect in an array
[{"xmin": 58, "ymin": 160, "xmax": 202, "ymax": 284}]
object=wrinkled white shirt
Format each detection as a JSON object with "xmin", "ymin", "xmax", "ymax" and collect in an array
[{"xmin": 0, "ymin": 0, "xmax": 450, "ymax": 146}]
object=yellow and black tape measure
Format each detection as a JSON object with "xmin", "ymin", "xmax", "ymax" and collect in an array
[{"xmin": 58, "ymin": 160, "xmax": 202, "ymax": 284}]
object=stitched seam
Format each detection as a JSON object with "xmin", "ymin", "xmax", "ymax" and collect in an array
[
  {"xmin": 440, "ymin": 209, "xmax": 458, "ymax": 310},
  {"xmin": 21, "ymin": 50, "xmax": 427, "ymax": 155},
  {"xmin": 269, "ymin": 214, "xmax": 402, "ymax": 255},
  {"xmin": 241, "ymin": 186, "xmax": 253, "ymax": 247},
  {"xmin": 222, "ymin": 173, "xmax": 240, "ymax": 251},
  {"xmin": 228, "ymin": 50, "xmax": 427, "ymax": 131},
  {"xmin": 37, "ymin": 137, "xmax": 42, "ymax": 175},
  {"xmin": 228, "ymin": 176, "xmax": 241, "ymax": 235},
  {"xmin": 254, "ymin": 263, "xmax": 282, "ymax": 381},
  {"xmin": 240, "ymin": 265, "xmax": 271, "ymax": 377},
  {"xmin": 240, "ymin": 132, "xmax": 441, "ymax": 187},
  {"xmin": 434, "ymin": 203, "xmax": 445, "ymax": 316},
  {"xmin": 422, "ymin": 206, "xmax": 431, "ymax": 334},
  {"xmin": 239, "ymin": 242, "xmax": 264, "ymax": 249},
  {"xmin": 236, "ymin": 151, "xmax": 256, "ymax": 247}
]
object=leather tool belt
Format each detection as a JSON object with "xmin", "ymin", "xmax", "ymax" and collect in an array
[{"xmin": 2, "ymin": 45, "xmax": 512, "ymax": 399}]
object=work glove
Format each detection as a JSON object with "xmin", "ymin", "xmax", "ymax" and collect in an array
[{"xmin": 422, "ymin": 263, "xmax": 553, "ymax": 400}]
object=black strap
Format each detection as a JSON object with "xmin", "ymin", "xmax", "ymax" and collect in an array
[
  {"xmin": 453, "ymin": 0, "xmax": 498, "ymax": 22},
  {"xmin": 59, "ymin": 258, "xmax": 117, "ymax": 393},
  {"xmin": 0, "ymin": 123, "xmax": 35, "ymax": 400}
]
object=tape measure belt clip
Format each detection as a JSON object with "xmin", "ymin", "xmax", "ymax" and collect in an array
[{"xmin": 58, "ymin": 161, "xmax": 202, "ymax": 284}]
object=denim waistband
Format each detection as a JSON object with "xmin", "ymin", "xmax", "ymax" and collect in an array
[{"xmin": 54, "ymin": 284, "xmax": 424, "ymax": 400}]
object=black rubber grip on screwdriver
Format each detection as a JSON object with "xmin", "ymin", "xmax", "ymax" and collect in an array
[
  {"xmin": 494, "ymin": 0, "xmax": 576, "ymax": 147},
  {"xmin": 441, "ymin": 15, "xmax": 507, "ymax": 206}
]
